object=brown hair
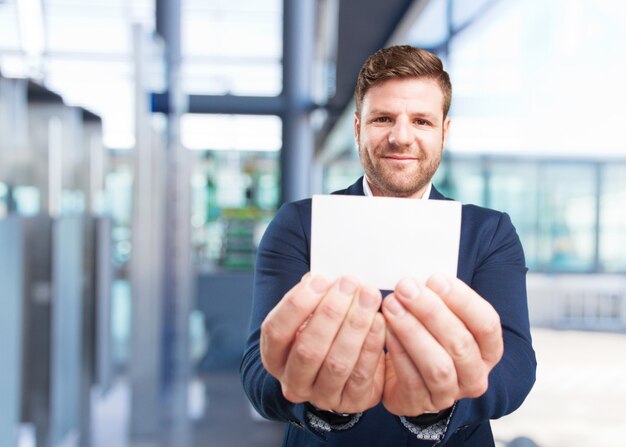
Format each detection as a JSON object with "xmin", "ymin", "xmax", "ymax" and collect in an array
[{"xmin": 354, "ymin": 45, "xmax": 452, "ymax": 118}]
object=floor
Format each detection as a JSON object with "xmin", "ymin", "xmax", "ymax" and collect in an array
[
  {"xmin": 492, "ymin": 328, "xmax": 626, "ymax": 447},
  {"xmin": 90, "ymin": 372, "xmax": 284, "ymax": 447},
  {"xmin": 191, "ymin": 372, "xmax": 284, "ymax": 447},
  {"xmin": 89, "ymin": 328, "xmax": 626, "ymax": 447}
]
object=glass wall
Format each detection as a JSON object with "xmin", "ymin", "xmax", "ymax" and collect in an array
[
  {"xmin": 535, "ymin": 164, "xmax": 597, "ymax": 272},
  {"xmin": 600, "ymin": 164, "xmax": 626, "ymax": 272},
  {"xmin": 487, "ymin": 160, "xmax": 539, "ymax": 267},
  {"xmin": 320, "ymin": 0, "xmax": 626, "ymax": 276},
  {"xmin": 324, "ymin": 156, "xmax": 626, "ymax": 274}
]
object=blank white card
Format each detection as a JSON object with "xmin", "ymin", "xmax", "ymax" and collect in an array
[{"xmin": 311, "ymin": 195, "xmax": 462, "ymax": 290}]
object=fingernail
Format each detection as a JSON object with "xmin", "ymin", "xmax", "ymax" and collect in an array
[
  {"xmin": 384, "ymin": 296, "xmax": 405, "ymax": 317},
  {"xmin": 359, "ymin": 286, "xmax": 380, "ymax": 309},
  {"xmin": 428, "ymin": 274, "xmax": 450, "ymax": 295},
  {"xmin": 397, "ymin": 278, "xmax": 420, "ymax": 300},
  {"xmin": 339, "ymin": 277, "xmax": 358, "ymax": 295},
  {"xmin": 309, "ymin": 275, "xmax": 330, "ymax": 293}
]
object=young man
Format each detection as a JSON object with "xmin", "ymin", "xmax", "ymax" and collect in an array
[{"xmin": 241, "ymin": 45, "xmax": 536, "ymax": 446}]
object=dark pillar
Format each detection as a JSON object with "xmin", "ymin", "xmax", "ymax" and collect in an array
[{"xmin": 281, "ymin": 0, "xmax": 317, "ymax": 204}]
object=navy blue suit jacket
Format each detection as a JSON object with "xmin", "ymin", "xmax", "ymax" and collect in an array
[{"xmin": 241, "ymin": 178, "xmax": 536, "ymax": 446}]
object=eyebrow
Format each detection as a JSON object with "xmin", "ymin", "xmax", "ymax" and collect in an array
[{"xmin": 368, "ymin": 109, "xmax": 439, "ymax": 120}]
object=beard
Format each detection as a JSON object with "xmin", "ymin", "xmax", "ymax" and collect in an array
[{"xmin": 358, "ymin": 143, "xmax": 442, "ymax": 198}]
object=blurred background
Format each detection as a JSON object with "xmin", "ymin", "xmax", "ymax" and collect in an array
[{"xmin": 1, "ymin": 0, "xmax": 625, "ymax": 446}]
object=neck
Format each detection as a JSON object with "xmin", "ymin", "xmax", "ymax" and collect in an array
[{"xmin": 365, "ymin": 177, "xmax": 430, "ymax": 199}]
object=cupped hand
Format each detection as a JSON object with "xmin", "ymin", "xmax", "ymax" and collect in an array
[
  {"xmin": 381, "ymin": 274, "xmax": 503, "ymax": 416},
  {"xmin": 260, "ymin": 274, "xmax": 386, "ymax": 414}
]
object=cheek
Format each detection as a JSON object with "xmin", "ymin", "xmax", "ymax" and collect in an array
[
  {"xmin": 362, "ymin": 131, "xmax": 385, "ymax": 148},
  {"xmin": 417, "ymin": 134, "xmax": 443, "ymax": 150}
]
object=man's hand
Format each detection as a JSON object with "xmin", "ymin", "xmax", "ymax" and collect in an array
[
  {"xmin": 381, "ymin": 274, "xmax": 503, "ymax": 417},
  {"xmin": 260, "ymin": 274, "xmax": 386, "ymax": 414}
]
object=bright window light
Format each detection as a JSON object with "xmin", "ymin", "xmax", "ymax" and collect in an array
[
  {"xmin": 16, "ymin": 0, "xmax": 45, "ymax": 57},
  {"xmin": 181, "ymin": 114, "xmax": 282, "ymax": 151}
]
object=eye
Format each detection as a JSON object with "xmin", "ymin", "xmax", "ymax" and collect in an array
[
  {"xmin": 414, "ymin": 118, "xmax": 430, "ymax": 126},
  {"xmin": 373, "ymin": 116, "xmax": 391, "ymax": 123}
]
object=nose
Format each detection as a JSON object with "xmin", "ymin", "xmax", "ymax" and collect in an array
[{"xmin": 388, "ymin": 118, "xmax": 412, "ymax": 147}]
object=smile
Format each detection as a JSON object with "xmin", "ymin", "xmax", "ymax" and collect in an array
[{"xmin": 383, "ymin": 155, "xmax": 418, "ymax": 161}]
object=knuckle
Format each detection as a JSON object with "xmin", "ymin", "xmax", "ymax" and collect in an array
[
  {"xmin": 324, "ymin": 356, "xmax": 351, "ymax": 377},
  {"xmin": 449, "ymin": 333, "xmax": 475, "ymax": 360},
  {"xmin": 362, "ymin": 332, "xmax": 384, "ymax": 354},
  {"xmin": 432, "ymin": 395, "xmax": 456, "ymax": 411},
  {"xmin": 284, "ymin": 294, "xmax": 309, "ymax": 317},
  {"xmin": 426, "ymin": 361, "xmax": 455, "ymax": 386},
  {"xmin": 293, "ymin": 341, "xmax": 324, "ymax": 365},
  {"xmin": 319, "ymin": 301, "xmax": 346, "ymax": 321},
  {"xmin": 495, "ymin": 345, "xmax": 504, "ymax": 362},
  {"xmin": 479, "ymin": 315, "xmax": 502, "ymax": 339},
  {"xmin": 346, "ymin": 314, "xmax": 371, "ymax": 332},
  {"xmin": 467, "ymin": 376, "xmax": 489, "ymax": 397},
  {"xmin": 260, "ymin": 353, "xmax": 277, "ymax": 376},
  {"xmin": 281, "ymin": 385, "xmax": 305, "ymax": 403},
  {"xmin": 348, "ymin": 367, "xmax": 370, "ymax": 385},
  {"xmin": 261, "ymin": 318, "xmax": 282, "ymax": 342}
]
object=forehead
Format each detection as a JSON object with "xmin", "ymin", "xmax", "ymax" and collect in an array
[{"xmin": 361, "ymin": 77, "xmax": 445, "ymax": 115}]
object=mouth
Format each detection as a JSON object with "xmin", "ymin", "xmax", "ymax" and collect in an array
[{"xmin": 383, "ymin": 155, "xmax": 418, "ymax": 162}]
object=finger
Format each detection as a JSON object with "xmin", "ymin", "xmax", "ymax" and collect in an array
[
  {"xmin": 282, "ymin": 276, "xmax": 359, "ymax": 401},
  {"xmin": 383, "ymin": 328, "xmax": 433, "ymax": 415},
  {"xmin": 382, "ymin": 294, "xmax": 457, "ymax": 410},
  {"xmin": 260, "ymin": 274, "xmax": 331, "ymax": 376},
  {"xmin": 313, "ymin": 285, "xmax": 382, "ymax": 409},
  {"xmin": 427, "ymin": 274, "xmax": 503, "ymax": 367},
  {"xmin": 394, "ymin": 277, "xmax": 486, "ymax": 394},
  {"xmin": 339, "ymin": 312, "xmax": 386, "ymax": 412}
]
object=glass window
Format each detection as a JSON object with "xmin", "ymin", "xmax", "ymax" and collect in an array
[
  {"xmin": 405, "ymin": 0, "xmax": 448, "ymax": 49},
  {"xmin": 0, "ymin": 2, "xmax": 21, "ymax": 52},
  {"xmin": 13, "ymin": 185, "xmax": 40, "ymax": 215},
  {"xmin": 181, "ymin": 114, "xmax": 281, "ymax": 152},
  {"xmin": 451, "ymin": 0, "xmax": 500, "ymax": 30},
  {"xmin": 435, "ymin": 156, "xmax": 485, "ymax": 206},
  {"xmin": 488, "ymin": 161, "xmax": 539, "ymax": 269},
  {"xmin": 445, "ymin": 0, "xmax": 626, "ymax": 158},
  {"xmin": 0, "ymin": 182, "xmax": 7, "ymax": 217},
  {"xmin": 182, "ymin": 0, "xmax": 282, "ymax": 97},
  {"xmin": 105, "ymin": 162, "xmax": 133, "ymax": 267},
  {"xmin": 46, "ymin": 15, "xmax": 130, "ymax": 54},
  {"xmin": 535, "ymin": 164, "xmax": 597, "ymax": 272},
  {"xmin": 599, "ymin": 164, "xmax": 626, "ymax": 272},
  {"xmin": 322, "ymin": 158, "xmax": 363, "ymax": 194},
  {"xmin": 182, "ymin": 60, "xmax": 281, "ymax": 96}
]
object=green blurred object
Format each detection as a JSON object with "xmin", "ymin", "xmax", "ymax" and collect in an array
[{"xmin": 220, "ymin": 207, "xmax": 262, "ymax": 270}]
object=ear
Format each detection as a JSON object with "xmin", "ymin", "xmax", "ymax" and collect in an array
[
  {"xmin": 442, "ymin": 116, "xmax": 451, "ymax": 148},
  {"xmin": 354, "ymin": 112, "xmax": 360, "ymax": 144}
]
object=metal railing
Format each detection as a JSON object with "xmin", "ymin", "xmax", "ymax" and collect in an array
[{"xmin": 527, "ymin": 274, "xmax": 626, "ymax": 331}]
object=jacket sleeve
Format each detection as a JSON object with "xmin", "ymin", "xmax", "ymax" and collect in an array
[
  {"xmin": 438, "ymin": 211, "xmax": 537, "ymax": 444},
  {"xmin": 239, "ymin": 201, "xmax": 320, "ymax": 434}
]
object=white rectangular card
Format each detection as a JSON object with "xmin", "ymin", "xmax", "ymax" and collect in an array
[{"xmin": 311, "ymin": 194, "xmax": 462, "ymax": 290}]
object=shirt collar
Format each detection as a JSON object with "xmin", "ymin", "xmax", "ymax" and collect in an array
[{"xmin": 362, "ymin": 176, "xmax": 432, "ymax": 200}]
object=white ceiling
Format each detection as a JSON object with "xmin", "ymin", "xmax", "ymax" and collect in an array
[{"xmin": 0, "ymin": 0, "xmax": 283, "ymax": 148}]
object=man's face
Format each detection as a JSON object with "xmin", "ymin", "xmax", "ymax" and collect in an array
[{"xmin": 354, "ymin": 77, "xmax": 450, "ymax": 199}]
